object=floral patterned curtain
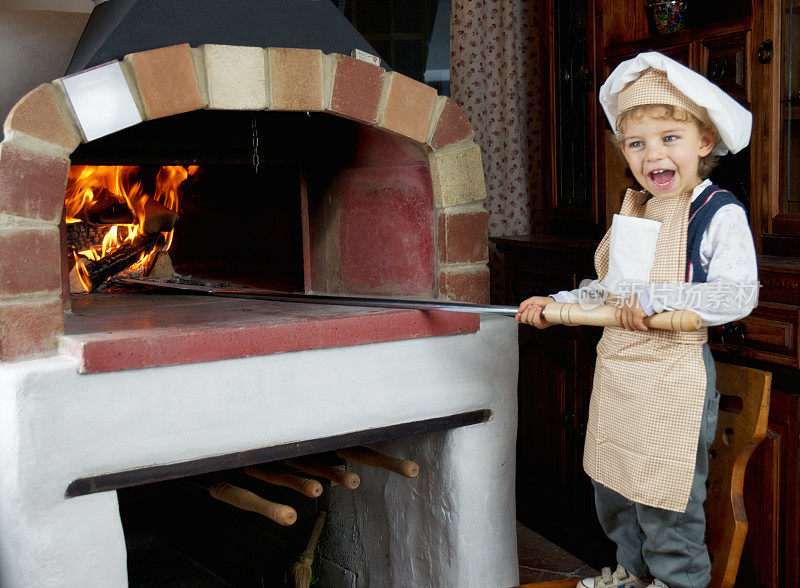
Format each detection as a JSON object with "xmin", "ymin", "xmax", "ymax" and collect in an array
[{"xmin": 450, "ymin": 0, "xmax": 544, "ymax": 301}]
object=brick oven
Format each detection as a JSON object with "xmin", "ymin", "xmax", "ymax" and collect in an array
[{"xmin": 0, "ymin": 2, "xmax": 519, "ymax": 586}]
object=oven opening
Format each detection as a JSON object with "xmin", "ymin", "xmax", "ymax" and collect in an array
[{"xmin": 60, "ymin": 110, "xmax": 477, "ymax": 373}]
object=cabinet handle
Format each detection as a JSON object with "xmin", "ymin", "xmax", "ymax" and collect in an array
[
  {"xmin": 757, "ymin": 39, "xmax": 773, "ymax": 64},
  {"xmin": 709, "ymin": 58, "xmax": 727, "ymax": 82},
  {"xmin": 721, "ymin": 322, "xmax": 747, "ymax": 354}
]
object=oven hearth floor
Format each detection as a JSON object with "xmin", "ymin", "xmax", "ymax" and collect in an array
[{"xmin": 61, "ymin": 293, "xmax": 478, "ymax": 373}]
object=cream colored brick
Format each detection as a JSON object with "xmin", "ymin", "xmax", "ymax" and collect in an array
[
  {"xmin": 429, "ymin": 143, "xmax": 487, "ymax": 208},
  {"xmin": 201, "ymin": 44, "xmax": 268, "ymax": 110}
]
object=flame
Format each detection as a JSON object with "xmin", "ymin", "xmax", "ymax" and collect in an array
[{"xmin": 66, "ymin": 165, "xmax": 199, "ymax": 291}]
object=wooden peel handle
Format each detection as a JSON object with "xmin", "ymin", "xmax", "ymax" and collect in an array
[
  {"xmin": 209, "ymin": 482, "xmax": 297, "ymax": 526},
  {"xmin": 285, "ymin": 459, "xmax": 361, "ymax": 490},
  {"xmin": 543, "ymin": 302, "xmax": 702, "ymax": 332},
  {"xmin": 244, "ymin": 466, "xmax": 323, "ymax": 498},
  {"xmin": 336, "ymin": 447, "xmax": 420, "ymax": 478}
]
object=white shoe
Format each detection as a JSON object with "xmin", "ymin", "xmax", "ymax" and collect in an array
[
  {"xmin": 577, "ymin": 564, "xmax": 649, "ymax": 588},
  {"xmin": 646, "ymin": 581, "xmax": 670, "ymax": 588}
]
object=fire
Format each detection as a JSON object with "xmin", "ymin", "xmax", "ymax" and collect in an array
[{"xmin": 65, "ymin": 165, "xmax": 199, "ymax": 291}]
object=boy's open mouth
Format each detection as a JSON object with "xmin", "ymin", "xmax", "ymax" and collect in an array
[{"xmin": 649, "ymin": 169, "xmax": 675, "ymax": 188}]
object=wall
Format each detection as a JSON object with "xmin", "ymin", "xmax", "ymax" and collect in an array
[{"xmin": 0, "ymin": 1, "xmax": 96, "ymax": 126}]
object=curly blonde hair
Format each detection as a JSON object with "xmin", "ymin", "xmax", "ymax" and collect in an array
[{"xmin": 616, "ymin": 104, "xmax": 719, "ymax": 178}]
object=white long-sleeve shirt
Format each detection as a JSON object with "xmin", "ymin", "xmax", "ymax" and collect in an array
[{"xmin": 551, "ymin": 179, "xmax": 758, "ymax": 326}]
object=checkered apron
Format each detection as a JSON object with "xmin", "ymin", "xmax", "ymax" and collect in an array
[{"xmin": 584, "ymin": 188, "xmax": 708, "ymax": 513}]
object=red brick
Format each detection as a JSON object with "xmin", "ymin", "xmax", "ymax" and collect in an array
[
  {"xmin": 437, "ymin": 209, "xmax": 489, "ymax": 263},
  {"xmin": 127, "ymin": 44, "xmax": 204, "ymax": 119},
  {"xmin": 336, "ymin": 166, "xmax": 435, "ymax": 295},
  {"xmin": 0, "ymin": 145, "xmax": 69, "ymax": 222},
  {"xmin": 0, "ymin": 299, "xmax": 63, "ymax": 362},
  {"xmin": 329, "ymin": 54, "xmax": 385, "ymax": 124},
  {"xmin": 429, "ymin": 97, "xmax": 475, "ymax": 150},
  {"xmin": 0, "ymin": 226, "xmax": 62, "ymax": 295},
  {"xmin": 59, "ymin": 213, "xmax": 70, "ymax": 307},
  {"xmin": 3, "ymin": 84, "xmax": 80, "ymax": 151},
  {"xmin": 439, "ymin": 265, "xmax": 490, "ymax": 304},
  {"xmin": 268, "ymin": 47, "xmax": 324, "ymax": 111},
  {"xmin": 380, "ymin": 72, "xmax": 437, "ymax": 143}
]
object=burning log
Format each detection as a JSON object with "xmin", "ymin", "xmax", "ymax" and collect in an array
[
  {"xmin": 77, "ymin": 234, "xmax": 159, "ymax": 291},
  {"xmin": 209, "ymin": 481, "xmax": 297, "ymax": 526},
  {"xmin": 285, "ymin": 458, "xmax": 360, "ymax": 490},
  {"xmin": 244, "ymin": 465, "xmax": 323, "ymax": 498},
  {"xmin": 336, "ymin": 447, "xmax": 420, "ymax": 478},
  {"xmin": 74, "ymin": 188, "xmax": 135, "ymax": 225},
  {"xmin": 142, "ymin": 200, "xmax": 178, "ymax": 234},
  {"xmin": 66, "ymin": 222, "xmax": 112, "ymax": 252}
]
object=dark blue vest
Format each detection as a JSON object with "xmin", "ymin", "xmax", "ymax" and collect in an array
[{"xmin": 685, "ymin": 184, "xmax": 745, "ymax": 283}]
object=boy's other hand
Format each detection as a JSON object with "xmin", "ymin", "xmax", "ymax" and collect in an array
[
  {"xmin": 615, "ymin": 294, "xmax": 649, "ymax": 331},
  {"xmin": 516, "ymin": 296, "xmax": 555, "ymax": 328}
]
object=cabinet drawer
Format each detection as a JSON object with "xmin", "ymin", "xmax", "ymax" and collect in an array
[{"xmin": 709, "ymin": 303, "xmax": 800, "ymax": 367}]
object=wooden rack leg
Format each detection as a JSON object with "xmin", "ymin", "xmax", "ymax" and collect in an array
[
  {"xmin": 244, "ymin": 465, "xmax": 323, "ymax": 498},
  {"xmin": 336, "ymin": 446, "xmax": 420, "ymax": 478},
  {"xmin": 209, "ymin": 481, "xmax": 297, "ymax": 526},
  {"xmin": 285, "ymin": 459, "xmax": 360, "ymax": 490}
]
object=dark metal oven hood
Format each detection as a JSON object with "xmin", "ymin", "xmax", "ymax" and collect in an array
[{"xmin": 67, "ymin": 0, "xmax": 385, "ymax": 74}]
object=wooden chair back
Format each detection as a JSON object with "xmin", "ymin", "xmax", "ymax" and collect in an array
[
  {"xmin": 517, "ymin": 361, "xmax": 771, "ymax": 588},
  {"xmin": 706, "ymin": 361, "xmax": 771, "ymax": 588}
]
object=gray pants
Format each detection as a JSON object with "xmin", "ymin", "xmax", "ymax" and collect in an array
[{"xmin": 592, "ymin": 344, "xmax": 719, "ymax": 588}]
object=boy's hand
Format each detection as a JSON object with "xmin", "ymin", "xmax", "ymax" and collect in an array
[
  {"xmin": 615, "ymin": 294, "xmax": 649, "ymax": 331},
  {"xmin": 516, "ymin": 296, "xmax": 555, "ymax": 329}
]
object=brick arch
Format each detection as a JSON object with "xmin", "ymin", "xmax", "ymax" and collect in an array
[{"xmin": 0, "ymin": 44, "xmax": 488, "ymax": 362}]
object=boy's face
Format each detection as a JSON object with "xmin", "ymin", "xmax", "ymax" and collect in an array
[{"xmin": 620, "ymin": 114, "xmax": 716, "ymax": 199}]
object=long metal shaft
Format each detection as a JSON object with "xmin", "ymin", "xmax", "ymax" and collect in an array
[{"xmin": 115, "ymin": 277, "xmax": 520, "ymax": 316}]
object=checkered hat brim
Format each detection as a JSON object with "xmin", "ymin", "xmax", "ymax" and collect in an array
[{"xmin": 618, "ymin": 68, "xmax": 708, "ymax": 125}]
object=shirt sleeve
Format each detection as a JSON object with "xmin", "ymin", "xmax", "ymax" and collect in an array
[
  {"xmin": 551, "ymin": 279, "xmax": 607, "ymax": 305},
  {"xmin": 648, "ymin": 203, "xmax": 759, "ymax": 326}
]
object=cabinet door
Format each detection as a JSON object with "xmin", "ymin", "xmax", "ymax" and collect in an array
[
  {"xmin": 516, "ymin": 324, "xmax": 575, "ymax": 524},
  {"xmin": 737, "ymin": 389, "xmax": 800, "ymax": 587},
  {"xmin": 698, "ymin": 31, "xmax": 752, "ymax": 106}
]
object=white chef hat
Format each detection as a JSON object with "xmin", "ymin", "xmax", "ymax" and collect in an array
[{"xmin": 599, "ymin": 51, "xmax": 752, "ymax": 155}]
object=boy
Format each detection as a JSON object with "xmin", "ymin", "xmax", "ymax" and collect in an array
[{"xmin": 516, "ymin": 52, "xmax": 757, "ymax": 588}]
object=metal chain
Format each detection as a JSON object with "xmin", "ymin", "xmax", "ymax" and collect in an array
[{"xmin": 251, "ymin": 115, "xmax": 260, "ymax": 174}]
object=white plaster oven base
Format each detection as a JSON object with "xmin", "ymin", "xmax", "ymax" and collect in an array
[{"xmin": 0, "ymin": 315, "xmax": 519, "ymax": 587}]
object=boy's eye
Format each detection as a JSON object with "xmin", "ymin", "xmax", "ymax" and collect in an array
[
  {"xmin": 627, "ymin": 140, "xmax": 643, "ymax": 149},
  {"xmin": 663, "ymin": 135, "xmax": 679, "ymax": 143}
]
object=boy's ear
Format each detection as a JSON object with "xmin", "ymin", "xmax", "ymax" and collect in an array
[{"xmin": 698, "ymin": 128, "xmax": 717, "ymax": 157}]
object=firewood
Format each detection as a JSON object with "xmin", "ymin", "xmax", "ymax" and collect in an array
[
  {"xmin": 285, "ymin": 459, "xmax": 360, "ymax": 490},
  {"xmin": 209, "ymin": 482, "xmax": 297, "ymax": 526},
  {"xmin": 336, "ymin": 447, "xmax": 420, "ymax": 478},
  {"xmin": 74, "ymin": 188, "xmax": 134, "ymax": 225},
  {"xmin": 244, "ymin": 465, "xmax": 323, "ymax": 498},
  {"xmin": 146, "ymin": 252, "xmax": 175, "ymax": 279},
  {"xmin": 66, "ymin": 222, "xmax": 112, "ymax": 252},
  {"xmin": 78, "ymin": 234, "xmax": 159, "ymax": 291},
  {"xmin": 142, "ymin": 200, "xmax": 178, "ymax": 234}
]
